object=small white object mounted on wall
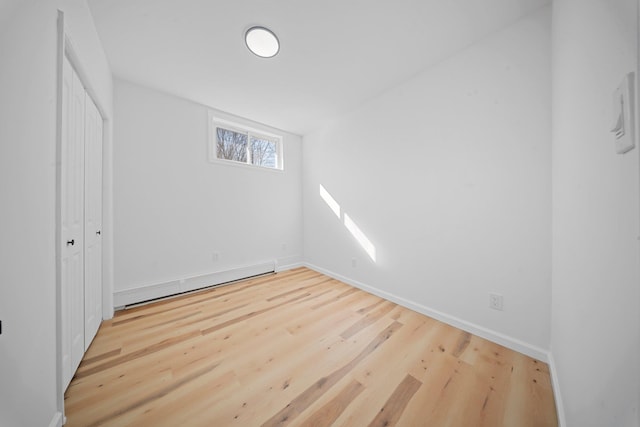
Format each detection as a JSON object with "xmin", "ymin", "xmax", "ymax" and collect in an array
[{"xmin": 610, "ymin": 72, "xmax": 635, "ymax": 154}]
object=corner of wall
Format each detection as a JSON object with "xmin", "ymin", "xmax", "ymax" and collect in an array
[
  {"xmin": 48, "ymin": 412, "xmax": 63, "ymax": 427},
  {"xmin": 547, "ymin": 349, "xmax": 567, "ymax": 427},
  {"xmin": 275, "ymin": 255, "xmax": 304, "ymax": 272}
]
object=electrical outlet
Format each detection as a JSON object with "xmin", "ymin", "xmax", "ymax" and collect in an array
[
  {"xmin": 489, "ymin": 293, "xmax": 503, "ymax": 311},
  {"xmin": 351, "ymin": 257, "xmax": 357, "ymax": 268},
  {"xmin": 212, "ymin": 252, "xmax": 219, "ymax": 262},
  {"xmin": 281, "ymin": 243, "xmax": 287, "ymax": 252}
]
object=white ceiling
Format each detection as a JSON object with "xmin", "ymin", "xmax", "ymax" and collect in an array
[{"xmin": 88, "ymin": 0, "xmax": 549, "ymax": 135}]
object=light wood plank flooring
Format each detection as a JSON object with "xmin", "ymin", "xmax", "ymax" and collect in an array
[{"xmin": 65, "ymin": 267, "xmax": 557, "ymax": 426}]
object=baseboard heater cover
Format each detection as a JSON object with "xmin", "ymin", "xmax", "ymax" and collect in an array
[{"xmin": 114, "ymin": 261, "xmax": 276, "ymax": 308}]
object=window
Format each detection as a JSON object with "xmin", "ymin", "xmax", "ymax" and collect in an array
[{"xmin": 209, "ymin": 115, "xmax": 283, "ymax": 170}]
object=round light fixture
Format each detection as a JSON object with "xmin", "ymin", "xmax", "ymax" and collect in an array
[{"xmin": 245, "ymin": 26, "xmax": 279, "ymax": 58}]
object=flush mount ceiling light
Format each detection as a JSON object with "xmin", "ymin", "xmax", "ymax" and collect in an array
[{"xmin": 245, "ymin": 26, "xmax": 279, "ymax": 58}]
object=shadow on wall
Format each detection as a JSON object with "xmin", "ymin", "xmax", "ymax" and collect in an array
[{"xmin": 319, "ymin": 184, "xmax": 376, "ymax": 262}]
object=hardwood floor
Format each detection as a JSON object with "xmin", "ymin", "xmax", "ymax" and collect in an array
[{"xmin": 64, "ymin": 268, "xmax": 557, "ymax": 426}]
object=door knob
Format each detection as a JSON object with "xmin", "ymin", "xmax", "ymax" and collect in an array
[
  {"xmin": 96, "ymin": 230, "xmax": 101, "ymax": 236},
  {"xmin": 66, "ymin": 239, "xmax": 75, "ymax": 246}
]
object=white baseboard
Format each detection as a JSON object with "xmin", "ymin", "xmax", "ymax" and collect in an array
[
  {"xmin": 547, "ymin": 350, "xmax": 566, "ymax": 426},
  {"xmin": 48, "ymin": 412, "xmax": 63, "ymax": 427},
  {"xmin": 304, "ymin": 262, "xmax": 549, "ymax": 362},
  {"xmin": 113, "ymin": 261, "xmax": 277, "ymax": 307}
]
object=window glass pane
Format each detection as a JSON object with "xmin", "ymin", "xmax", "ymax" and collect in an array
[
  {"xmin": 216, "ymin": 127, "xmax": 247, "ymax": 163},
  {"xmin": 250, "ymin": 136, "xmax": 277, "ymax": 168}
]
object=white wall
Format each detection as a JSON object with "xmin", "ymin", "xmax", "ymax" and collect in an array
[
  {"xmin": 113, "ymin": 79, "xmax": 303, "ymax": 300},
  {"xmin": 303, "ymin": 8, "xmax": 551, "ymax": 356},
  {"xmin": 0, "ymin": 0, "xmax": 112, "ymax": 426},
  {"xmin": 551, "ymin": 0, "xmax": 640, "ymax": 425}
]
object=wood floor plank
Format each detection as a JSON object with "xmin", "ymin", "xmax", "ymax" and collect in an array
[
  {"xmin": 339, "ymin": 314, "xmax": 438, "ymax": 425},
  {"xmin": 179, "ymin": 315, "xmax": 372, "ymax": 425},
  {"xmin": 81, "ymin": 361, "xmax": 221, "ymax": 427},
  {"xmin": 108, "ymin": 369, "xmax": 239, "ymax": 427},
  {"xmin": 74, "ymin": 329, "xmax": 202, "ymax": 379},
  {"xmin": 367, "ymin": 374, "xmax": 422, "ymax": 427},
  {"xmin": 299, "ymin": 379, "xmax": 365, "ymax": 426},
  {"xmin": 146, "ymin": 289, "xmax": 377, "ymax": 425},
  {"xmin": 340, "ymin": 301, "xmax": 396, "ymax": 339},
  {"xmin": 260, "ymin": 321, "xmax": 404, "ymax": 427},
  {"xmin": 64, "ymin": 268, "xmax": 558, "ymax": 427},
  {"xmin": 200, "ymin": 291, "xmax": 313, "ymax": 335}
]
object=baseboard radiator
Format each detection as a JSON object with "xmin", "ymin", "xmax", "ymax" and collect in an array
[{"xmin": 114, "ymin": 261, "xmax": 276, "ymax": 309}]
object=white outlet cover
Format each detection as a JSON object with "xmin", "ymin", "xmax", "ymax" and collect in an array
[{"xmin": 489, "ymin": 293, "xmax": 504, "ymax": 311}]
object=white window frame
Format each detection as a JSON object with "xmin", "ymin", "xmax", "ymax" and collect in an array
[{"xmin": 208, "ymin": 112, "xmax": 284, "ymax": 171}]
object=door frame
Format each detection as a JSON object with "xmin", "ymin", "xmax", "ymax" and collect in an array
[{"xmin": 55, "ymin": 10, "xmax": 114, "ymax": 422}]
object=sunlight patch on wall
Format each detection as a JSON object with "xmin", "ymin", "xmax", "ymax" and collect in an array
[
  {"xmin": 344, "ymin": 213, "xmax": 377, "ymax": 262},
  {"xmin": 319, "ymin": 184, "xmax": 377, "ymax": 262},
  {"xmin": 319, "ymin": 184, "xmax": 341, "ymax": 218}
]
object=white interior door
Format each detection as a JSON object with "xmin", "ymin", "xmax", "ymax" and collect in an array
[
  {"xmin": 61, "ymin": 54, "xmax": 72, "ymax": 389},
  {"xmin": 84, "ymin": 94, "xmax": 103, "ymax": 350},
  {"xmin": 61, "ymin": 55, "xmax": 86, "ymax": 388}
]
